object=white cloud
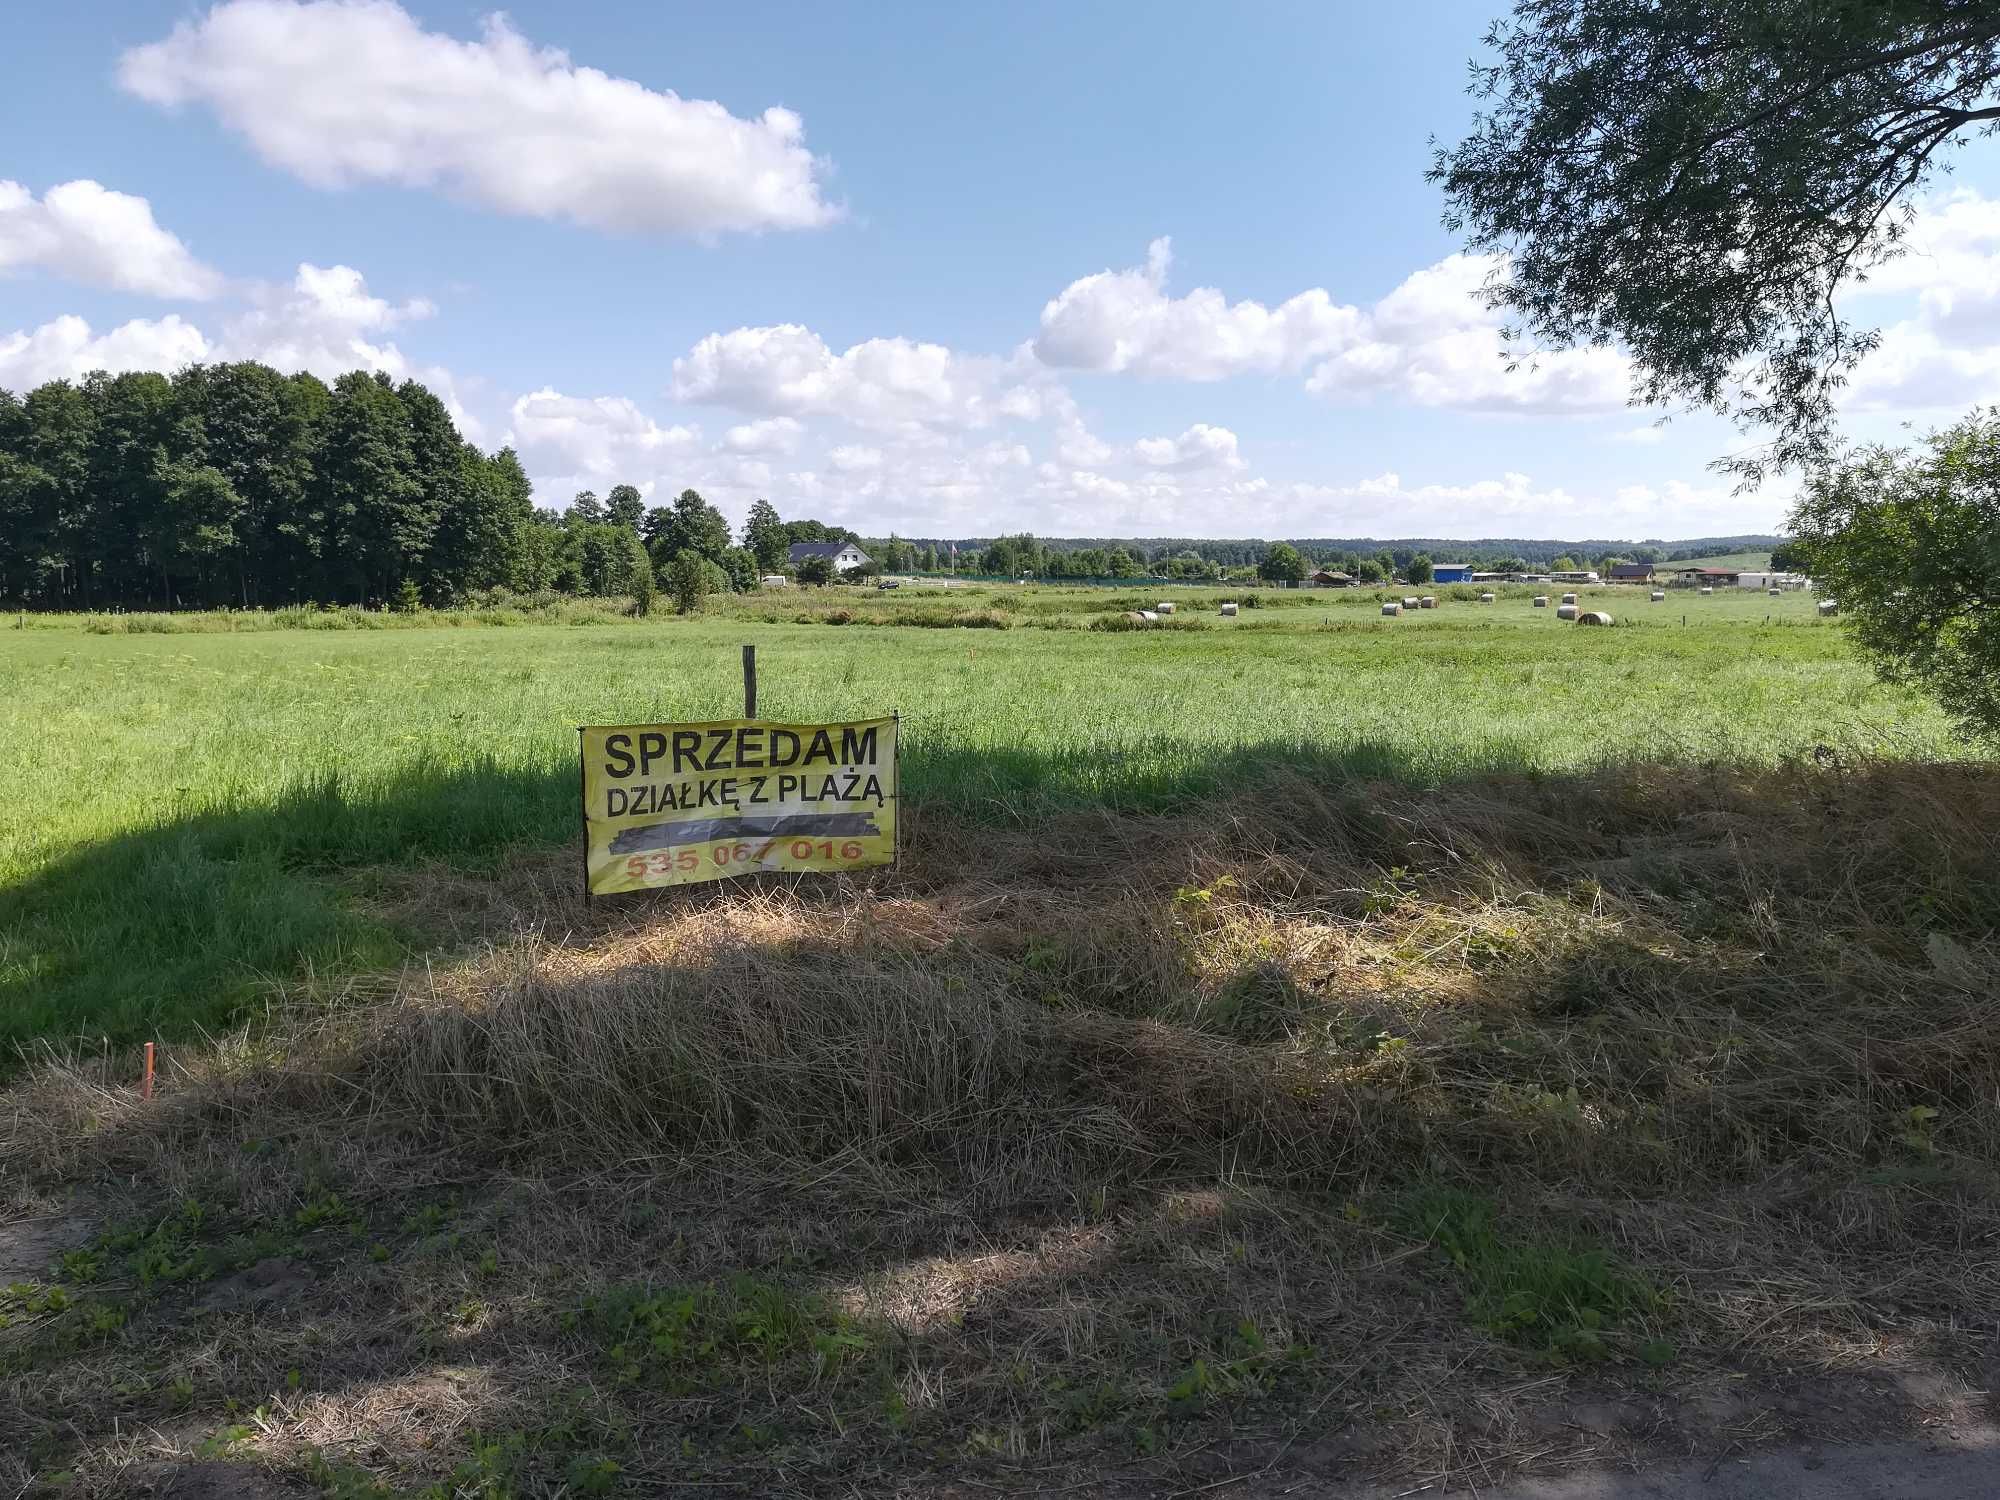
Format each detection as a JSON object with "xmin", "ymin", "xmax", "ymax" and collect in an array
[
  {"xmin": 1844, "ymin": 190, "xmax": 2000, "ymax": 412},
  {"xmin": 119, "ymin": 0, "xmax": 837, "ymax": 237},
  {"xmin": 671, "ymin": 323, "xmax": 1051, "ymax": 431},
  {"xmin": 1132, "ymin": 422, "xmax": 1243, "ymax": 472},
  {"xmin": 1035, "ymin": 236, "xmax": 1358, "ymax": 378},
  {"xmin": 1035, "ymin": 241, "xmax": 1631, "ymax": 413},
  {"xmin": 0, "ymin": 314, "xmax": 212, "ymax": 389},
  {"xmin": 1610, "ymin": 422, "xmax": 1668, "ymax": 445},
  {"xmin": 507, "ymin": 388, "xmax": 701, "ymax": 491},
  {"xmin": 219, "ymin": 262, "xmax": 432, "ymax": 379},
  {"xmin": 721, "ymin": 416, "xmax": 803, "ymax": 455},
  {"xmin": 827, "ymin": 444, "xmax": 883, "ymax": 472},
  {"xmin": 0, "ymin": 179, "xmax": 223, "ymax": 299}
]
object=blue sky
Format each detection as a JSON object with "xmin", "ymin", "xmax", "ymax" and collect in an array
[{"xmin": 6, "ymin": 1, "xmax": 2000, "ymax": 541}]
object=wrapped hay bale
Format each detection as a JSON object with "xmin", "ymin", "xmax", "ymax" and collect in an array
[
  {"xmin": 1699, "ymin": 586, "xmax": 1714, "ymax": 595},
  {"xmin": 1650, "ymin": 590, "xmax": 1666, "ymax": 602},
  {"xmin": 1532, "ymin": 595, "xmax": 1549, "ymax": 607},
  {"xmin": 1555, "ymin": 603, "xmax": 1580, "ymax": 620},
  {"xmin": 1817, "ymin": 600, "xmax": 1838, "ymax": 617},
  {"xmin": 1122, "ymin": 611, "xmax": 1150, "ymax": 624},
  {"xmin": 1576, "ymin": 610, "xmax": 1613, "ymax": 626},
  {"xmin": 1402, "ymin": 595, "xmax": 1420, "ymax": 609},
  {"xmin": 1381, "ymin": 602, "xmax": 1403, "ymax": 616},
  {"xmin": 1220, "ymin": 602, "xmax": 1238, "ymax": 617},
  {"xmin": 1420, "ymin": 595, "xmax": 1437, "ymax": 609},
  {"xmin": 1140, "ymin": 610, "xmax": 1159, "ymax": 622},
  {"xmin": 1560, "ymin": 591, "xmax": 1578, "ymax": 605},
  {"xmin": 1155, "ymin": 601, "xmax": 1176, "ymax": 614},
  {"xmin": 1768, "ymin": 587, "xmax": 1782, "ymax": 597},
  {"xmin": 1479, "ymin": 592, "xmax": 1496, "ymax": 603}
]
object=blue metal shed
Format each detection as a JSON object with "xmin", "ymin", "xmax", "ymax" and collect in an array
[{"xmin": 1432, "ymin": 563, "xmax": 1474, "ymax": 584}]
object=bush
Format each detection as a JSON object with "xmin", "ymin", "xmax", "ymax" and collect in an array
[{"xmin": 1792, "ymin": 411, "xmax": 2000, "ymax": 740}]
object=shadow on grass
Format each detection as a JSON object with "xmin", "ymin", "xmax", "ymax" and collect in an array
[
  {"xmin": 0, "ymin": 735, "xmax": 1579, "ymax": 1063},
  {"xmin": 4, "ymin": 748, "xmax": 2000, "ymax": 1493}
]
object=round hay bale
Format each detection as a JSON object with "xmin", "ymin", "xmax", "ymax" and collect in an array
[
  {"xmin": 1155, "ymin": 601, "xmax": 1176, "ymax": 614},
  {"xmin": 1699, "ymin": 586, "xmax": 1714, "ymax": 595},
  {"xmin": 1650, "ymin": 590, "xmax": 1666, "ymax": 602},
  {"xmin": 1479, "ymin": 592, "xmax": 1496, "ymax": 603},
  {"xmin": 1576, "ymin": 610, "xmax": 1613, "ymax": 626},
  {"xmin": 1402, "ymin": 596, "xmax": 1420, "ymax": 609},
  {"xmin": 1560, "ymin": 591, "xmax": 1578, "ymax": 605},
  {"xmin": 1122, "ymin": 611, "xmax": 1149, "ymax": 624},
  {"xmin": 1532, "ymin": 595, "xmax": 1549, "ymax": 607},
  {"xmin": 1139, "ymin": 610, "xmax": 1159, "ymax": 622},
  {"xmin": 1817, "ymin": 600, "xmax": 1838, "ymax": 617},
  {"xmin": 1555, "ymin": 603, "xmax": 1579, "ymax": 620},
  {"xmin": 1381, "ymin": 602, "xmax": 1403, "ymax": 616},
  {"xmin": 1768, "ymin": 587, "xmax": 1782, "ymax": 597},
  {"xmin": 1419, "ymin": 595, "xmax": 1437, "ymax": 609},
  {"xmin": 1219, "ymin": 601, "xmax": 1239, "ymax": 617}
]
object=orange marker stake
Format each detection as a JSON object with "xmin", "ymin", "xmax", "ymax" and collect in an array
[{"xmin": 142, "ymin": 1041, "xmax": 155, "ymax": 1101}]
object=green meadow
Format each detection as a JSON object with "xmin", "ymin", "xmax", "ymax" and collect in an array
[{"xmin": 0, "ymin": 583, "xmax": 1969, "ymax": 1058}]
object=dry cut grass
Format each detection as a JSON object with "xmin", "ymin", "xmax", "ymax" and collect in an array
[{"xmin": 4, "ymin": 758, "xmax": 1998, "ymax": 1496}]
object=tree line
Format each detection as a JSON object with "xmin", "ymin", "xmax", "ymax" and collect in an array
[{"xmin": 0, "ymin": 363, "xmax": 852, "ymax": 611}]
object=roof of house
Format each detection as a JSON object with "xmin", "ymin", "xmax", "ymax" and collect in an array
[
  {"xmin": 1609, "ymin": 563, "xmax": 1654, "ymax": 578},
  {"xmin": 787, "ymin": 541, "xmax": 867, "ymax": 561},
  {"xmin": 1674, "ymin": 566, "xmax": 1739, "ymax": 576},
  {"xmin": 1310, "ymin": 568, "xmax": 1353, "ymax": 581}
]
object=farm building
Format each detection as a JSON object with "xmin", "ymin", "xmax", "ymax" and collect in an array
[
  {"xmin": 1670, "ymin": 567, "xmax": 1740, "ymax": 587},
  {"xmin": 1550, "ymin": 569, "xmax": 1601, "ymax": 584},
  {"xmin": 1736, "ymin": 571, "xmax": 1810, "ymax": 591},
  {"xmin": 1431, "ymin": 563, "xmax": 1475, "ymax": 584},
  {"xmin": 1308, "ymin": 569, "xmax": 1356, "ymax": 587},
  {"xmin": 1607, "ymin": 563, "xmax": 1655, "ymax": 584},
  {"xmin": 788, "ymin": 540, "xmax": 872, "ymax": 573}
]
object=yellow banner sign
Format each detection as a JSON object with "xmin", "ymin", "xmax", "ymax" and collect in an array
[{"xmin": 579, "ymin": 717, "xmax": 898, "ymax": 895}]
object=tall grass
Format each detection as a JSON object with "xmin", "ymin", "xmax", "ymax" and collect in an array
[{"xmin": 1, "ymin": 594, "xmax": 1977, "ymax": 1058}]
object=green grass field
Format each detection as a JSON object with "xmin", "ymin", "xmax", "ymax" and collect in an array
[
  {"xmin": 0, "ymin": 583, "xmax": 1967, "ymax": 1058},
  {"xmin": 6, "ymin": 582, "xmax": 1999, "ymax": 1497}
]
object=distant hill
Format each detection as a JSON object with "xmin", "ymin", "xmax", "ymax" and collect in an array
[{"xmin": 1663, "ymin": 548, "xmax": 1774, "ymax": 571}]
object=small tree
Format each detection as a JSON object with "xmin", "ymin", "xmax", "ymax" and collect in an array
[
  {"xmin": 795, "ymin": 555, "xmax": 834, "ymax": 587},
  {"xmin": 667, "ymin": 550, "xmax": 711, "ymax": 615},
  {"xmin": 1258, "ymin": 542, "xmax": 1307, "ymax": 584},
  {"xmin": 1791, "ymin": 413, "xmax": 2000, "ymax": 740},
  {"xmin": 1407, "ymin": 554, "xmax": 1435, "ymax": 585},
  {"xmin": 1355, "ymin": 557, "xmax": 1387, "ymax": 583},
  {"xmin": 626, "ymin": 533, "xmax": 658, "ymax": 616},
  {"xmin": 1769, "ymin": 540, "xmax": 1807, "ymax": 572}
]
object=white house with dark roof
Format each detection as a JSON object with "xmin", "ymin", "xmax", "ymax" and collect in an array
[{"xmin": 788, "ymin": 541, "xmax": 872, "ymax": 573}]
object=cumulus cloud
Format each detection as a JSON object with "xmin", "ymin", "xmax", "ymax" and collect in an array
[
  {"xmin": 1132, "ymin": 422, "xmax": 1243, "ymax": 472},
  {"xmin": 0, "ymin": 314, "xmax": 212, "ymax": 389},
  {"xmin": 671, "ymin": 322, "xmax": 1052, "ymax": 432},
  {"xmin": 219, "ymin": 262, "xmax": 432, "ymax": 379},
  {"xmin": 1035, "ymin": 241, "xmax": 1631, "ymax": 413},
  {"xmin": 1035, "ymin": 237, "xmax": 1357, "ymax": 378},
  {"xmin": 1302, "ymin": 255, "xmax": 1630, "ymax": 412},
  {"xmin": 721, "ymin": 416, "xmax": 804, "ymax": 455},
  {"xmin": 0, "ymin": 179, "xmax": 223, "ymax": 299},
  {"xmin": 827, "ymin": 444, "xmax": 883, "ymax": 472},
  {"xmin": 507, "ymin": 388, "xmax": 701, "ymax": 490},
  {"xmin": 119, "ymin": 0, "xmax": 838, "ymax": 236},
  {"xmin": 1844, "ymin": 190, "xmax": 2000, "ymax": 411}
]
